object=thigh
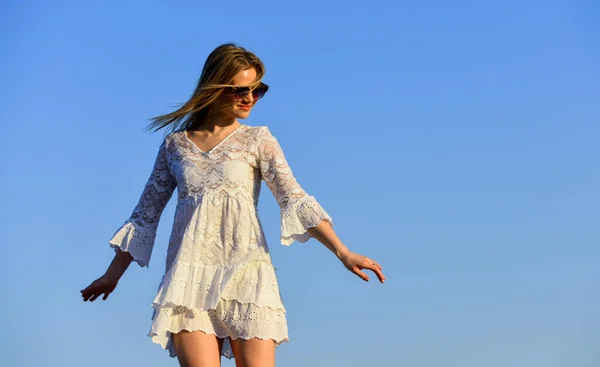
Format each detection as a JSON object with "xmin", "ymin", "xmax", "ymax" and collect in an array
[
  {"xmin": 229, "ymin": 337, "xmax": 276, "ymax": 367},
  {"xmin": 171, "ymin": 329, "xmax": 224, "ymax": 367}
]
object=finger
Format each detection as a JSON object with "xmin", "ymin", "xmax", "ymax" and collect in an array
[
  {"xmin": 363, "ymin": 258, "xmax": 383, "ymax": 273},
  {"xmin": 81, "ymin": 289, "xmax": 94, "ymax": 301},
  {"xmin": 102, "ymin": 292, "xmax": 110, "ymax": 300},
  {"xmin": 82, "ymin": 291, "xmax": 92, "ymax": 301},
  {"xmin": 353, "ymin": 267, "xmax": 369, "ymax": 282},
  {"xmin": 89, "ymin": 293, "xmax": 100, "ymax": 302},
  {"xmin": 373, "ymin": 261, "xmax": 382, "ymax": 270},
  {"xmin": 365, "ymin": 262, "xmax": 386, "ymax": 283},
  {"xmin": 81, "ymin": 283, "xmax": 96, "ymax": 297},
  {"xmin": 370, "ymin": 261, "xmax": 382, "ymax": 270},
  {"xmin": 373, "ymin": 267, "xmax": 386, "ymax": 283},
  {"xmin": 363, "ymin": 258, "xmax": 379, "ymax": 269}
]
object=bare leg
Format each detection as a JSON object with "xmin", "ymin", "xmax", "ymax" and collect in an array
[
  {"xmin": 230, "ymin": 337, "xmax": 276, "ymax": 367},
  {"xmin": 171, "ymin": 330, "xmax": 224, "ymax": 367}
]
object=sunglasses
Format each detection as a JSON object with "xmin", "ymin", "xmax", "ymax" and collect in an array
[{"xmin": 225, "ymin": 82, "xmax": 269, "ymax": 101}]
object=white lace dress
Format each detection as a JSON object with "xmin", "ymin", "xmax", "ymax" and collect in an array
[{"xmin": 108, "ymin": 124, "xmax": 332, "ymax": 359}]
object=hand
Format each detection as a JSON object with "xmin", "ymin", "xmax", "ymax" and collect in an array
[
  {"xmin": 340, "ymin": 252, "xmax": 386, "ymax": 283},
  {"xmin": 80, "ymin": 274, "xmax": 118, "ymax": 302}
]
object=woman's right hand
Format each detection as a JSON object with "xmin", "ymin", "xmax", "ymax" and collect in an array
[{"xmin": 80, "ymin": 274, "xmax": 118, "ymax": 302}]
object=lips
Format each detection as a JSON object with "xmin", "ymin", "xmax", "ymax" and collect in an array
[{"xmin": 238, "ymin": 105, "xmax": 252, "ymax": 111}]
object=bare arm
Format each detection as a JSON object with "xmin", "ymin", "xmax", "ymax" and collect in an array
[
  {"xmin": 308, "ymin": 219, "xmax": 386, "ymax": 283},
  {"xmin": 104, "ymin": 248, "xmax": 134, "ymax": 283},
  {"xmin": 257, "ymin": 127, "xmax": 385, "ymax": 284},
  {"xmin": 80, "ymin": 249, "xmax": 134, "ymax": 302},
  {"xmin": 307, "ymin": 219, "xmax": 350, "ymax": 259}
]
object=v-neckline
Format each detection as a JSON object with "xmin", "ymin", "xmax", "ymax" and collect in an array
[{"xmin": 184, "ymin": 124, "xmax": 245, "ymax": 154}]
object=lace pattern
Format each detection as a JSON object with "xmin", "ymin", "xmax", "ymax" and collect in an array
[
  {"xmin": 151, "ymin": 259, "xmax": 286, "ymax": 312},
  {"xmin": 109, "ymin": 140, "xmax": 177, "ymax": 267},
  {"xmin": 257, "ymin": 126, "xmax": 333, "ymax": 244},
  {"xmin": 150, "ymin": 298, "xmax": 289, "ymax": 359},
  {"xmin": 107, "ymin": 125, "xmax": 332, "ymax": 357},
  {"xmin": 109, "ymin": 222, "xmax": 155, "ymax": 267}
]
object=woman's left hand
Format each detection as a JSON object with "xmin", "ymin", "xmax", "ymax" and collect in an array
[{"xmin": 340, "ymin": 252, "xmax": 386, "ymax": 283}]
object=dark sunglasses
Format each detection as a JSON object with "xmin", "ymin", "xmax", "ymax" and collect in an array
[{"xmin": 225, "ymin": 82, "xmax": 269, "ymax": 101}]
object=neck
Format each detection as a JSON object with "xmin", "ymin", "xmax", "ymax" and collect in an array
[{"xmin": 192, "ymin": 111, "xmax": 238, "ymax": 132}]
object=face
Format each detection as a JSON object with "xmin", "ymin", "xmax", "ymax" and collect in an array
[{"xmin": 209, "ymin": 67, "xmax": 268, "ymax": 120}]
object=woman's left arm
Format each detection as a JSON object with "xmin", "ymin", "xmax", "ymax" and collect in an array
[
  {"xmin": 258, "ymin": 126, "xmax": 385, "ymax": 283},
  {"xmin": 308, "ymin": 219, "xmax": 386, "ymax": 283}
]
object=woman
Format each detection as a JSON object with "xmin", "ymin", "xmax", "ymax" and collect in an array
[{"xmin": 80, "ymin": 43, "xmax": 385, "ymax": 367}]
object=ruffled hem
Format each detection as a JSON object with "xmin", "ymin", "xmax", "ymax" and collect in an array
[
  {"xmin": 149, "ymin": 298, "xmax": 289, "ymax": 359},
  {"xmin": 151, "ymin": 259, "xmax": 286, "ymax": 312},
  {"xmin": 281, "ymin": 195, "xmax": 333, "ymax": 245},
  {"xmin": 109, "ymin": 221, "xmax": 156, "ymax": 267}
]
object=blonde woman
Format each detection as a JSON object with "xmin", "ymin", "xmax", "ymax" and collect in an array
[{"xmin": 81, "ymin": 43, "xmax": 386, "ymax": 367}]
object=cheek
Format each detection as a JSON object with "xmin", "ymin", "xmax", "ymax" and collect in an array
[{"xmin": 211, "ymin": 95, "xmax": 236, "ymax": 110}]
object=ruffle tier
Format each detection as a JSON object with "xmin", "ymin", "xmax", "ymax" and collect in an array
[
  {"xmin": 280, "ymin": 194, "xmax": 333, "ymax": 245},
  {"xmin": 109, "ymin": 221, "xmax": 155, "ymax": 267},
  {"xmin": 151, "ymin": 259, "xmax": 285, "ymax": 312},
  {"xmin": 148, "ymin": 259, "xmax": 288, "ymax": 359},
  {"xmin": 149, "ymin": 298, "xmax": 289, "ymax": 359}
]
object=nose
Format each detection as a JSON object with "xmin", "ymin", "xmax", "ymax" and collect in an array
[{"xmin": 242, "ymin": 90, "xmax": 255, "ymax": 104}]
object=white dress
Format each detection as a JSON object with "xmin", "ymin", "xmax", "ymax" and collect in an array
[{"xmin": 108, "ymin": 124, "xmax": 332, "ymax": 359}]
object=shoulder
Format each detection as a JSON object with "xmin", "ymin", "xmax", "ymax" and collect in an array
[
  {"xmin": 161, "ymin": 129, "xmax": 185, "ymax": 152},
  {"xmin": 246, "ymin": 124, "xmax": 270, "ymax": 135},
  {"xmin": 167, "ymin": 129, "xmax": 184, "ymax": 140},
  {"xmin": 246, "ymin": 125, "xmax": 277, "ymax": 142}
]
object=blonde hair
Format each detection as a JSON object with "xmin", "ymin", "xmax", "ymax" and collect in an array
[{"xmin": 146, "ymin": 43, "xmax": 265, "ymax": 134}]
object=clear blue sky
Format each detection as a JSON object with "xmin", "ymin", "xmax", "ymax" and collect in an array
[{"xmin": 1, "ymin": 1, "xmax": 598, "ymax": 366}]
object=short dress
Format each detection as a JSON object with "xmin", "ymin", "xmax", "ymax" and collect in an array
[{"xmin": 108, "ymin": 124, "xmax": 332, "ymax": 359}]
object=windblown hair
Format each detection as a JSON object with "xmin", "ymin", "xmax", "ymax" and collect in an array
[{"xmin": 146, "ymin": 43, "xmax": 265, "ymax": 134}]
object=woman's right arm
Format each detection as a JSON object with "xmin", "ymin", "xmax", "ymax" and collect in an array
[
  {"xmin": 81, "ymin": 249, "xmax": 133, "ymax": 302},
  {"xmin": 81, "ymin": 138, "xmax": 177, "ymax": 302},
  {"xmin": 104, "ymin": 248, "xmax": 134, "ymax": 283}
]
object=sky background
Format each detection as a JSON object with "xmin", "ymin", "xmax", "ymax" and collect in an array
[{"xmin": 1, "ymin": 1, "xmax": 599, "ymax": 366}]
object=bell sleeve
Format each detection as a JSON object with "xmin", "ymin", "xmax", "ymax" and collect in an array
[
  {"xmin": 257, "ymin": 126, "xmax": 333, "ymax": 245},
  {"xmin": 108, "ymin": 139, "xmax": 177, "ymax": 267}
]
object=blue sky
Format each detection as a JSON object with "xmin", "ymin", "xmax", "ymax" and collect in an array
[{"xmin": 1, "ymin": 1, "xmax": 599, "ymax": 366}]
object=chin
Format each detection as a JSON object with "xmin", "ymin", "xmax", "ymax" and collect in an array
[{"xmin": 234, "ymin": 110, "xmax": 251, "ymax": 119}]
